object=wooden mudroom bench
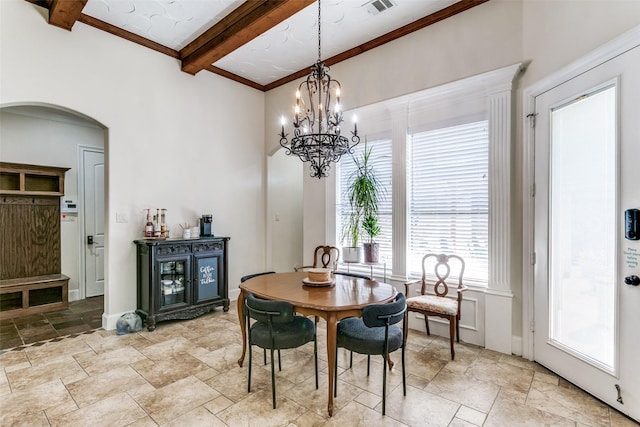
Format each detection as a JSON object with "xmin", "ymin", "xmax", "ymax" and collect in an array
[{"xmin": 0, "ymin": 274, "xmax": 69, "ymax": 320}]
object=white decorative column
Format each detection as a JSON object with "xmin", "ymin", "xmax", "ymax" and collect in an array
[
  {"xmin": 390, "ymin": 105, "xmax": 408, "ymax": 279},
  {"xmin": 485, "ymin": 64, "xmax": 522, "ymax": 354}
]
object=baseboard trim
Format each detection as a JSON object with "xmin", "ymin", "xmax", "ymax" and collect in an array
[
  {"xmin": 102, "ymin": 310, "xmax": 128, "ymax": 330},
  {"xmin": 68, "ymin": 289, "xmax": 81, "ymax": 302},
  {"xmin": 512, "ymin": 335, "xmax": 522, "ymax": 356}
]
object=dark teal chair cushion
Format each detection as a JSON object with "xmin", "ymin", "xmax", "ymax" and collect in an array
[
  {"xmin": 337, "ymin": 293, "xmax": 406, "ymax": 355},
  {"xmin": 246, "ymin": 293, "xmax": 295, "ymax": 325},
  {"xmin": 337, "ymin": 317, "xmax": 403, "ymax": 355},
  {"xmin": 250, "ymin": 316, "xmax": 315, "ymax": 349}
]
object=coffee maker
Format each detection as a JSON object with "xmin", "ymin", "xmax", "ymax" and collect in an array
[{"xmin": 200, "ymin": 214, "xmax": 213, "ymax": 237}]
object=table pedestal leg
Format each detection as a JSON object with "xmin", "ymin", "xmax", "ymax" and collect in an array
[
  {"xmin": 237, "ymin": 290, "xmax": 247, "ymax": 367},
  {"xmin": 326, "ymin": 312, "xmax": 337, "ymax": 417}
]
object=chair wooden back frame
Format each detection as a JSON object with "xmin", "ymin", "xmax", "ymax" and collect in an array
[
  {"xmin": 314, "ymin": 245, "xmax": 340, "ymax": 269},
  {"xmin": 295, "ymin": 245, "xmax": 340, "ymax": 272},
  {"xmin": 419, "ymin": 253, "xmax": 466, "ymax": 298}
]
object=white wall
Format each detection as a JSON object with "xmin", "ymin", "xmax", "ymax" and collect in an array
[
  {"xmin": 0, "ymin": 109, "xmax": 104, "ymax": 301},
  {"xmin": 265, "ymin": 0, "xmax": 640, "ymax": 352},
  {"xmin": 0, "ymin": 0, "xmax": 266, "ymax": 328},
  {"xmin": 521, "ymin": 0, "xmax": 640, "ymax": 86},
  {"xmin": 266, "ymin": 149, "xmax": 303, "ymax": 272}
]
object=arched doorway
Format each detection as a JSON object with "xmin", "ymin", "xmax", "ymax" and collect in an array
[{"xmin": 0, "ymin": 104, "xmax": 107, "ymax": 313}]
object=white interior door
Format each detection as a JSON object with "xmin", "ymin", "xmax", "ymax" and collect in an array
[
  {"xmin": 533, "ymin": 45, "xmax": 640, "ymax": 421},
  {"xmin": 83, "ymin": 149, "xmax": 105, "ymax": 298}
]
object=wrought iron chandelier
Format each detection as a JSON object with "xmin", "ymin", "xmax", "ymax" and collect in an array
[{"xmin": 279, "ymin": 0, "xmax": 360, "ymax": 179}]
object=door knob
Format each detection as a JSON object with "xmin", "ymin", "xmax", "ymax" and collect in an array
[
  {"xmin": 624, "ymin": 275, "xmax": 640, "ymax": 286},
  {"xmin": 87, "ymin": 235, "xmax": 94, "ymax": 245}
]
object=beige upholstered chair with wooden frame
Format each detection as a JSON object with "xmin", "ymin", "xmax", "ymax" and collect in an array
[
  {"xmin": 404, "ymin": 253, "xmax": 467, "ymax": 360},
  {"xmin": 295, "ymin": 245, "xmax": 340, "ymax": 272}
]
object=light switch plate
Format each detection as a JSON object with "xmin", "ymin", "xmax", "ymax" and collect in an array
[{"xmin": 116, "ymin": 212, "xmax": 128, "ymax": 223}]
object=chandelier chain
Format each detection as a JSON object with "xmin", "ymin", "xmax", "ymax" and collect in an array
[{"xmin": 317, "ymin": 0, "xmax": 321, "ymax": 63}]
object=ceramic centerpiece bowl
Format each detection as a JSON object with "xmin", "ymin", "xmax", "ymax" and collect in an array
[{"xmin": 307, "ymin": 268, "xmax": 332, "ymax": 282}]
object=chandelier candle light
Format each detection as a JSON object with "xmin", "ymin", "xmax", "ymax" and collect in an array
[{"xmin": 279, "ymin": 0, "xmax": 360, "ymax": 178}]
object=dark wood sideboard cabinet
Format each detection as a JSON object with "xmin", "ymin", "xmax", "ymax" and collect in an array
[{"xmin": 134, "ymin": 237, "xmax": 230, "ymax": 331}]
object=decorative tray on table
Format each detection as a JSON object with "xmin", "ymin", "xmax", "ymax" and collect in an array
[{"xmin": 302, "ymin": 277, "xmax": 335, "ymax": 287}]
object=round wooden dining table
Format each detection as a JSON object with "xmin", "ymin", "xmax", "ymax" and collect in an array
[{"xmin": 237, "ymin": 271, "xmax": 397, "ymax": 416}]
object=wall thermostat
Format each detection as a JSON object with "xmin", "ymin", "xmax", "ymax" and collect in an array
[{"xmin": 61, "ymin": 199, "xmax": 78, "ymax": 214}]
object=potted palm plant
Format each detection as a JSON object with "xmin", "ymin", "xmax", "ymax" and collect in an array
[{"xmin": 342, "ymin": 140, "xmax": 383, "ymax": 263}]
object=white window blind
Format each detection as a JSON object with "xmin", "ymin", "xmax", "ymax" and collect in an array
[
  {"xmin": 409, "ymin": 120, "xmax": 488, "ymax": 284},
  {"xmin": 337, "ymin": 139, "xmax": 393, "ymax": 269}
]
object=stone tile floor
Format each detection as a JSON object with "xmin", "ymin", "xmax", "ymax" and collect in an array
[
  {"xmin": 0, "ymin": 297, "xmax": 637, "ymax": 426},
  {"xmin": 0, "ymin": 296, "xmax": 104, "ymax": 351}
]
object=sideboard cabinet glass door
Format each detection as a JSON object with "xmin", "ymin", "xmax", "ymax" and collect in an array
[
  {"xmin": 135, "ymin": 237, "xmax": 229, "ymax": 331},
  {"xmin": 158, "ymin": 257, "xmax": 190, "ymax": 310}
]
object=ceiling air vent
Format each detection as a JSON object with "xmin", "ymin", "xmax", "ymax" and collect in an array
[{"xmin": 365, "ymin": 0, "xmax": 397, "ymax": 15}]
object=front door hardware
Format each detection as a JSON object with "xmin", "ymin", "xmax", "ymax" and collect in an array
[
  {"xmin": 615, "ymin": 384, "xmax": 624, "ymax": 404},
  {"xmin": 625, "ymin": 208, "xmax": 639, "ymax": 240},
  {"xmin": 87, "ymin": 235, "xmax": 93, "ymax": 245},
  {"xmin": 624, "ymin": 275, "xmax": 640, "ymax": 286}
]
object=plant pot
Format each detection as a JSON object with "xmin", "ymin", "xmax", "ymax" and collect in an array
[
  {"xmin": 363, "ymin": 242, "xmax": 379, "ymax": 264},
  {"xmin": 342, "ymin": 246, "xmax": 362, "ymax": 263}
]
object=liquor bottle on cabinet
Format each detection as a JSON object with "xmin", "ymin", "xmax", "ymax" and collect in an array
[
  {"xmin": 153, "ymin": 209, "xmax": 161, "ymax": 237},
  {"xmin": 144, "ymin": 209, "xmax": 153, "ymax": 238},
  {"xmin": 160, "ymin": 208, "xmax": 167, "ymax": 238}
]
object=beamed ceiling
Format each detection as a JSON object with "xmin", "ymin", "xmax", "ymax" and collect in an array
[{"xmin": 29, "ymin": 0, "xmax": 488, "ymax": 91}]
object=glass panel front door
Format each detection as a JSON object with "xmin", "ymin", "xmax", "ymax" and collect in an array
[
  {"xmin": 533, "ymin": 41, "xmax": 640, "ymax": 422},
  {"xmin": 548, "ymin": 85, "xmax": 616, "ymax": 371}
]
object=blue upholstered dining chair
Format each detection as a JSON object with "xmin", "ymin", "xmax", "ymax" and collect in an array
[
  {"xmin": 241, "ymin": 272, "xmax": 277, "ymax": 365},
  {"xmin": 334, "ymin": 293, "xmax": 407, "ymax": 415},
  {"xmin": 245, "ymin": 293, "xmax": 318, "ymax": 409}
]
